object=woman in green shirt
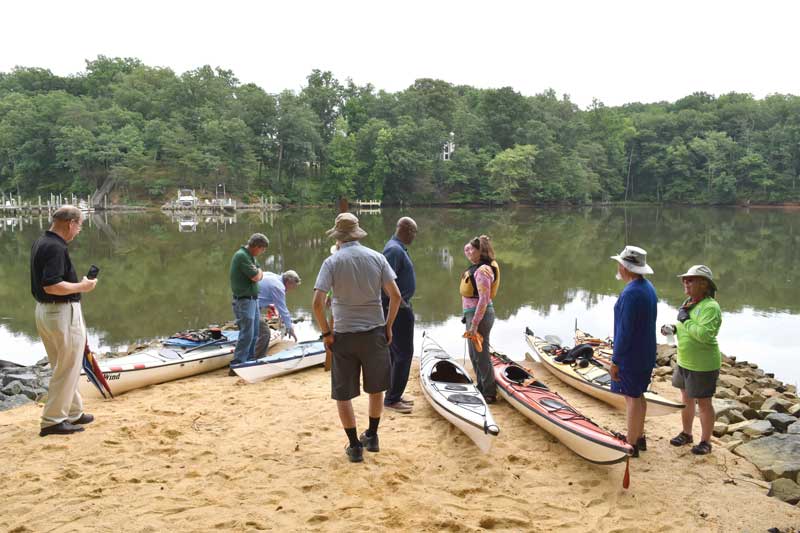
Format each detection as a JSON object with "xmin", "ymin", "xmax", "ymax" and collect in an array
[{"xmin": 661, "ymin": 265, "xmax": 721, "ymax": 455}]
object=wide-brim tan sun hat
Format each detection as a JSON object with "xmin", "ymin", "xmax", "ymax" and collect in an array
[
  {"xmin": 610, "ymin": 245, "xmax": 654, "ymax": 275},
  {"xmin": 677, "ymin": 264, "xmax": 717, "ymax": 291},
  {"xmin": 325, "ymin": 212, "xmax": 367, "ymax": 241}
]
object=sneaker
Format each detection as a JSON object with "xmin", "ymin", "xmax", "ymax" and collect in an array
[
  {"xmin": 70, "ymin": 413, "xmax": 94, "ymax": 425},
  {"xmin": 636, "ymin": 435, "xmax": 647, "ymax": 452},
  {"xmin": 399, "ymin": 397, "xmax": 415, "ymax": 406},
  {"xmin": 359, "ymin": 431, "xmax": 380, "ymax": 452},
  {"xmin": 345, "ymin": 444, "xmax": 364, "ymax": 463},
  {"xmin": 39, "ymin": 422, "xmax": 85, "ymax": 437},
  {"xmin": 385, "ymin": 401, "xmax": 412, "ymax": 414}
]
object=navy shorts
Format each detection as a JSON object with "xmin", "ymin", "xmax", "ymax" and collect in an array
[{"xmin": 611, "ymin": 369, "xmax": 652, "ymax": 398}]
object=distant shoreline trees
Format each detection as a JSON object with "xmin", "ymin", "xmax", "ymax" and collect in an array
[{"xmin": 1, "ymin": 56, "xmax": 798, "ymax": 206}]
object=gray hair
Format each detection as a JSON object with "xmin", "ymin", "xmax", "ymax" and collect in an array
[
  {"xmin": 282, "ymin": 270, "xmax": 301, "ymax": 285},
  {"xmin": 247, "ymin": 233, "xmax": 270, "ymax": 248},
  {"xmin": 51, "ymin": 205, "xmax": 82, "ymax": 223}
]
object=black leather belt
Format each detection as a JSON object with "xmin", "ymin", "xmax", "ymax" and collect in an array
[{"xmin": 233, "ymin": 296, "xmax": 257, "ymax": 300}]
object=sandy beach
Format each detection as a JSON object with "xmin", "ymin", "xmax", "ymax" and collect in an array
[{"xmin": 1, "ymin": 357, "xmax": 798, "ymax": 533}]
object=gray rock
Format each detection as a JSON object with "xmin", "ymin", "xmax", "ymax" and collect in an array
[
  {"xmin": 1, "ymin": 372, "xmax": 39, "ymax": 388},
  {"xmin": 1, "ymin": 380, "xmax": 42, "ymax": 401},
  {"xmin": 714, "ymin": 387, "xmax": 738, "ymax": 401},
  {"xmin": 742, "ymin": 408, "xmax": 761, "ymax": 420},
  {"xmin": 743, "ymin": 420, "xmax": 775, "ymax": 437},
  {"xmin": 713, "ymin": 398, "xmax": 749, "ymax": 418},
  {"xmin": 719, "ymin": 375, "xmax": 747, "ymax": 394},
  {"xmin": 757, "ymin": 409, "xmax": 778, "ymax": 420},
  {"xmin": 654, "ymin": 366, "xmax": 672, "ymax": 377},
  {"xmin": 768, "ymin": 478, "xmax": 800, "ymax": 505},
  {"xmin": 763, "ymin": 397, "xmax": 793, "ymax": 413},
  {"xmin": 713, "ymin": 422, "xmax": 728, "ymax": 438},
  {"xmin": 722, "ymin": 439, "xmax": 743, "ymax": 451},
  {"xmin": 0, "ymin": 393, "xmax": 33, "ymax": 411},
  {"xmin": 767, "ymin": 413, "xmax": 798, "ymax": 433},
  {"xmin": 717, "ymin": 415, "xmax": 730, "ymax": 425},
  {"xmin": 727, "ymin": 410, "xmax": 748, "ymax": 424},
  {"xmin": 787, "ymin": 403, "xmax": 800, "ymax": 417},
  {"xmin": 789, "ymin": 424, "xmax": 800, "ymax": 435},
  {"xmin": 734, "ymin": 434, "xmax": 800, "ymax": 481}
]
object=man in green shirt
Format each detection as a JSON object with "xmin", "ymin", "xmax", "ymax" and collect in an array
[{"xmin": 230, "ymin": 233, "xmax": 268, "ymax": 369}]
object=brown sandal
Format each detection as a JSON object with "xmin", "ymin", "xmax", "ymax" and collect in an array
[{"xmin": 670, "ymin": 431, "xmax": 693, "ymax": 446}]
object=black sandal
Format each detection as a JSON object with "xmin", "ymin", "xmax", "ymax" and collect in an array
[
  {"xmin": 691, "ymin": 441, "xmax": 712, "ymax": 455},
  {"xmin": 670, "ymin": 431, "xmax": 693, "ymax": 447}
]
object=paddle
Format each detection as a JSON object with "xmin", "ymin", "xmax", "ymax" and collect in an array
[{"xmin": 82, "ymin": 342, "xmax": 113, "ymax": 399}]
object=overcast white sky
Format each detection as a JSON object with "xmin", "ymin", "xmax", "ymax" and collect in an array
[{"xmin": 2, "ymin": 0, "xmax": 799, "ymax": 108}]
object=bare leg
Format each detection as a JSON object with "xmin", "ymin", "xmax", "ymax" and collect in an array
[
  {"xmin": 368, "ymin": 392, "xmax": 384, "ymax": 419},
  {"xmin": 697, "ymin": 397, "xmax": 715, "ymax": 442},
  {"xmin": 680, "ymin": 388, "xmax": 695, "ymax": 436},
  {"xmin": 337, "ymin": 400, "xmax": 355, "ymax": 429},
  {"xmin": 625, "ymin": 395, "xmax": 646, "ymax": 445},
  {"xmin": 637, "ymin": 396, "xmax": 647, "ymax": 439}
]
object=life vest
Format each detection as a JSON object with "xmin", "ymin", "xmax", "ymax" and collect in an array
[{"xmin": 460, "ymin": 260, "xmax": 500, "ymax": 299}]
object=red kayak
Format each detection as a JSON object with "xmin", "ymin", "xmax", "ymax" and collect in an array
[{"xmin": 491, "ymin": 351, "xmax": 634, "ymax": 464}]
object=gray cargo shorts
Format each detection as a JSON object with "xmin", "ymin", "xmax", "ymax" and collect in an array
[
  {"xmin": 672, "ymin": 365, "xmax": 720, "ymax": 399},
  {"xmin": 331, "ymin": 326, "xmax": 391, "ymax": 400}
]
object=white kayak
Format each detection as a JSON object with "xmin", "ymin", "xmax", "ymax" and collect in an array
[
  {"xmin": 79, "ymin": 333, "xmax": 239, "ymax": 398},
  {"xmin": 525, "ymin": 327, "xmax": 684, "ymax": 416},
  {"xmin": 231, "ymin": 340, "xmax": 326, "ymax": 383},
  {"xmin": 419, "ymin": 334, "xmax": 500, "ymax": 453}
]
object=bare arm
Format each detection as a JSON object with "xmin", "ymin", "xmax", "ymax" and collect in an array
[
  {"xmin": 250, "ymin": 268, "xmax": 263, "ymax": 282},
  {"xmin": 44, "ymin": 277, "xmax": 97, "ymax": 295},
  {"xmin": 312, "ymin": 289, "xmax": 333, "ymax": 346}
]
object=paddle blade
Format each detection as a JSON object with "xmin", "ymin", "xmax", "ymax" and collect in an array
[{"xmin": 83, "ymin": 343, "xmax": 114, "ymax": 399}]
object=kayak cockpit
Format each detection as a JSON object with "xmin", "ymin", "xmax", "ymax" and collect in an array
[{"xmin": 430, "ymin": 360, "xmax": 471, "ymax": 384}]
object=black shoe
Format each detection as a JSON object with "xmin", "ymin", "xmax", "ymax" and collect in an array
[
  {"xmin": 484, "ymin": 395, "xmax": 497, "ymax": 404},
  {"xmin": 70, "ymin": 413, "xmax": 94, "ymax": 425},
  {"xmin": 345, "ymin": 444, "xmax": 364, "ymax": 463},
  {"xmin": 631, "ymin": 446, "xmax": 640, "ymax": 458},
  {"xmin": 636, "ymin": 435, "xmax": 647, "ymax": 451},
  {"xmin": 359, "ymin": 431, "xmax": 380, "ymax": 452},
  {"xmin": 39, "ymin": 422, "xmax": 85, "ymax": 437}
]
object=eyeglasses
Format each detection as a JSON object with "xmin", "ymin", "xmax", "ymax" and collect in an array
[{"xmin": 682, "ymin": 278, "xmax": 701, "ymax": 284}]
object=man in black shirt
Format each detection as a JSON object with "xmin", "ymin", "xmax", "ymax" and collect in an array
[{"xmin": 30, "ymin": 205, "xmax": 98, "ymax": 436}]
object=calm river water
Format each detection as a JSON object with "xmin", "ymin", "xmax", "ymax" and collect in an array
[{"xmin": 1, "ymin": 206, "xmax": 798, "ymax": 386}]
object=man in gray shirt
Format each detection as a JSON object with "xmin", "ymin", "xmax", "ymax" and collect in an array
[{"xmin": 312, "ymin": 213, "xmax": 402, "ymax": 463}]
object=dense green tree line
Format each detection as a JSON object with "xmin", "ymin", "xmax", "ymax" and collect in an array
[{"xmin": 1, "ymin": 57, "xmax": 799, "ymax": 205}]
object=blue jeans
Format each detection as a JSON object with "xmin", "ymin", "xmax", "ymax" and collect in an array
[
  {"xmin": 232, "ymin": 298, "xmax": 259, "ymax": 365},
  {"xmin": 383, "ymin": 304, "xmax": 414, "ymax": 405}
]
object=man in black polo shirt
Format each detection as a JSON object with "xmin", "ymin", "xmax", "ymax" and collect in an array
[
  {"xmin": 229, "ymin": 233, "xmax": 268, "ymax": 371},
  {"xmin": 30, "ymin": 205, "xmax": 98, "ymax": 437}
]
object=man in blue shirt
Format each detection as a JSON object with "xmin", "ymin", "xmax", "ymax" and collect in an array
[
  {"xmin": 253, "ymin": 270, "xmax": 301, "ymax": 358},
  {"xmin": 610, "ymin": 245, "xmax": 658, "ymax": 457},
  {"xmin": 382, "ymin": 217, "xmax": 418, "ymax": 413}
]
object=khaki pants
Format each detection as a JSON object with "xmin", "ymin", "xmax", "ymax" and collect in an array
[{"xmin": 35, "ymin": 302, "xmax": 86, "ymax": 428}]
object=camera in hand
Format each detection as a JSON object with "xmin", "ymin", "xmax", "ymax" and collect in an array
[{"xmin": 87, "ymin": 264, "xmax": 100, "ymax": 280}]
